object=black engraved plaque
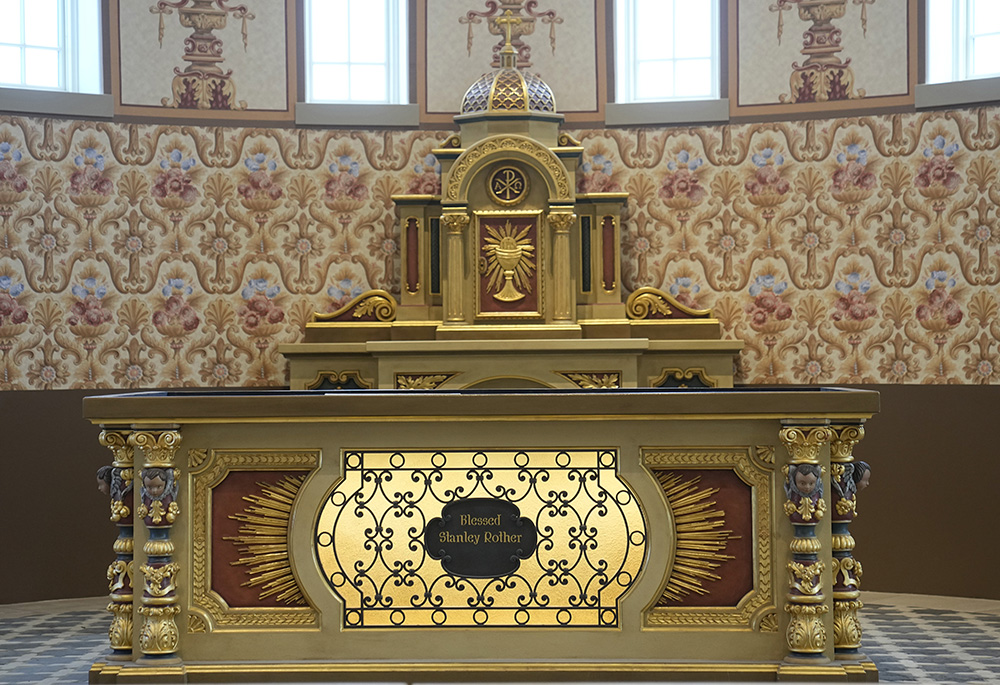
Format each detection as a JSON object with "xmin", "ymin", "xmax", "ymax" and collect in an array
[{"xmin": 424, "ymin": 498, "xmax": 537, "ymax": 578}]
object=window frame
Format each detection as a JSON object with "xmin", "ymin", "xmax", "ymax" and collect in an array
[
  {"xmin": 0, "ymin": 0, "xmax": 103, "ymax": 94},
  {"xmin": 918, "ymin": 0, "xmax": 1000, "ymax": 109},
  {"xmin": 606, "ymin": 0, "xmax": 728, "ymax": 127},
  {"xmin": 296, "ymin": 0, "xmax": 416, "ymax": 127},
  {"xmin": 0, "ymin": 0, "xmax": 111, "ymax": 118},
  {"xmin": 614, "ymin": 0, "xmax": 721, "ymax": 105}
]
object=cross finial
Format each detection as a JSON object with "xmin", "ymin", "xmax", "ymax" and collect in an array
[{"xmin": 496, "ymin": 10, "xmax": 521, "ymax": 48}]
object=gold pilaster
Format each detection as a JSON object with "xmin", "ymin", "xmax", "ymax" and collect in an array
[
  {"xmin": 549, "ymin": 210, "xmax": 575, "ymax": 321},
  {"xmin": 442, "ymin": 212, "xmax": 470, "ymax": 323},
  {"xmin": 99, "ymin": 427, "xmax": 135, "ymax": 660},
  {"xmin": 830, "ymin": 424, "xmax": 866, "ymax": 657},
  {"xmin": 130, "ymin": 428, "xmax": 183, "ymax": 661},
  {"xmin": 779, "ymin": 424, "xmax": 832, "ymax": 660}
]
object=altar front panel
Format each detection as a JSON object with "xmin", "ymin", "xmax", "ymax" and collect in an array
[{"xmin": 85, "ymin": 389, "xmax": 878, "ymax": 681}]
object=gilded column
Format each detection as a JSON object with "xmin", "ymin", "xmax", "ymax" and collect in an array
[
  {"xmin": 130, "ymin": 429, "xmax": 183, "ymax": 660},
  {"xmin": 442, "ymin": 212, "xmax": 470, "ymax": 323},
  {"xmin": 98, "ymin": 427, "xmax": 135, "ymax": 660},
  {"xmin": 830, "ymin": 424, "xmax": 866, "ymax": 657},
  {"xmin": 548, "ymin": 211, "xmax": 575, "ymax": 321},
  {"xmin": 780, "ymin": 424, "xmax": 833, "ymax": 660}
]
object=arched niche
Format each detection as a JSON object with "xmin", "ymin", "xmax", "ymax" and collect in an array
[{"xmin": 444, "ymin": 134, "xmax": 573, "ymax": 207}]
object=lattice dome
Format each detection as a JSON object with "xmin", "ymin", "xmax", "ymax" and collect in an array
[{"xmin": 460, "ymin": 67, "xmax": 556, "ymax": 115}]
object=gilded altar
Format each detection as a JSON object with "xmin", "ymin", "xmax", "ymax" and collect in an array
[
  {"xmin": 86, "ymin": 387, "xmax": 878, "ymax": 682},
  {"xmin": 280, "ymin": 12, "xmax": 743, "ymax": 392}
]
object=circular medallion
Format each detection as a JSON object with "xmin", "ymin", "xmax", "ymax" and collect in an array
[{"xmin": 488, "ymin": 165, "xmax": 529, "ymax": 206}]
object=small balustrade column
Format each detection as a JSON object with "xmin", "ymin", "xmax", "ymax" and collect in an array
[
  {"xmin": 830, "ymin": 424, "xmax": 866, "ymax": 658},
  {"xmin": 98, "ymin": 427, "xmax": 135, "ymax": 661},
  {"xmin": 779, "ymin": 423, "xmax": 833, "ymax": 661},
  {"xmin": 129, "ymin": 428, "xmax": 183, "ymax": 661}
]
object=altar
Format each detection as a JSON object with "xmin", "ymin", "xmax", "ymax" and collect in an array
[
  {"xmin": 85, "ymin": 386, "xmax": 878, "ymax": 682},
  {"xmin": 87, "ymin": 13, "xmax": 878, "ymax": 682}
]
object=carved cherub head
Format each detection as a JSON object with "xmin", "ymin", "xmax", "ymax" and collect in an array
[
  {"xmin": 143, "ymin": 467, "xmax": 170, "ymax": 500},
  {"xmin": 852, "ymin": 460, "xmax": 871, "ymax": 492},
  {"xmin": 788, "ymin": 464, "xmax": 822, "ymax": 498},
  {"xmin": 96, "ymin": 465, "xmax": 113, "ymax": 496}
]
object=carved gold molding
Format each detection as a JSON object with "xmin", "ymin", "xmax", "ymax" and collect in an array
[
  {"xmin": 441, "ymin": 212, "xmax": 471, "ymax": 232},
  {"xmin": 446, "ymin": 135, "xmax": 572, "ymax": 203},
  {"xmin": 754, "ymin": 445, "xmax": 776, "ymax": 467},
  {"xmin": 643, "ymin": 449, "xmax": 774, "ymax": 629},
  {"xmin": 558, "ymin": 132, "xmax": 582, "ymax": 148},
  {"xmin": 649, "ymin": 367, "xmax": 718, "ymax": 389},
  {"xmin": 395, "ymin": 373, "xmax": 458, "ymax": 390},
  {"xmin": 304, "ymin": 370, "xmax": 375, "ymax": 391},
  {"xmin": 189, "ymin": 449, "xmax": 320, "ymax": 631},
  {"xmin": 547, "ymin": 211, "xmax": 576, "ymax": 231},
  {"xmin": 557, "ymin": 372, "xmax": 621, "ymax": 389},
  {"xmin": 779, "ymin": 426, "xmax": 833, "ymax": 464},
  {"xmin": 130, "ymin": 429, "xmax": 182, "ymax": 467},
  {"xmin": 625, "ymin": 287, "xmax": 713, "ymax": 320},
  {"xmin": 311, "ymin": 289, "xmax": 397, "ymax": 323},
  {"xmin": 785, "ymin": 603, "xmax": 829, "ymax": 654},
  {"xmin": 833, "ymin": 599, "xmax": 864, "ymax": 650}
]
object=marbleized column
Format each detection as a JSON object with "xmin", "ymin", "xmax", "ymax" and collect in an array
[
  {"xmin": 98, "ymin": 427, "xmax": 135, "ymax": 660},
  {"xmin": 548, "ymin": 211, "xmax": 575, "ymax": 321},
  {"xmin": 779, "ymin": 424, "xmax": 833, "ymax": 660},
  {"xmin": 830, "ymin": 424, "xmax": 866, "ymax": 657},
  {"xmin": 130, "ymin": 428, "xmax": 183, "ymax": 660},
  {"xmin": 442, "ymin": 212, "xmax": 470, "ymax": 323}
]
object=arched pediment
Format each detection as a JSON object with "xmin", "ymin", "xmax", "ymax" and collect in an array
[{"xmin": 444, "ymin": 135, "xmax": 573, "ymax": 205}]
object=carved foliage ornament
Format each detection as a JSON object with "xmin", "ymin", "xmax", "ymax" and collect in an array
[
  {"xmin": 396, "ymin": 373, "xmax": 457, "ymax": 390},
  {"xmin": 785, "ymin": 603, "xmax": 829, "ymax": 654},
  {"xmin": 833, "ymin": 599, "xmax": 864, "ymax": 649},
  {"xmin": 558, "ymin": 372, "xmax": 621, "ymax": 389},
  {"xmin": 138, "ymin": 604, "xmax": 181, "ymax": 654},
  {"xmin": 312, "ymin": 290, "xmax": 398, "ymax": 323}
]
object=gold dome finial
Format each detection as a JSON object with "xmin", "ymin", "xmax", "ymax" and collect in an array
[
  {"xmin": 458, "ymin": 8, "xmax": 556, "ymax": 115},
  {"xmin": 496, "ymin": 11, "xmax": 521, "ymax": 69}
]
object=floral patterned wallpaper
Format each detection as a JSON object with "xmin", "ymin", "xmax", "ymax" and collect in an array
[{"xmin": 0, "ymin": 105, "xmax": 998, "ymax": 390}]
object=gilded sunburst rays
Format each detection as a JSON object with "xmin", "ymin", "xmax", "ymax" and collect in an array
[
  {"xmin": 482, "ymin": 220, "xmax": 536, "ymax": 302},
  {"xmin": 225, "ymin": 475, "xmax": 307, "ymax": 605},
  {"xmin": 656, "ymin": 472, "xmax": 736, "ymax": 604}
]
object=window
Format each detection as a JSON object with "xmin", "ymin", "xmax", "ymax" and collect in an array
[
  {"xmin": 614, "ymin": 0, "xmax": 720, "ymax": 103},
  {"xmin": 0, "ymin": 0, "xmax": 102, "ymax": 93},
  {"xmin": 304, "ymin": 0, "xmax": 408, "ymax": 105},
  {"xmin": 926, "ymin": 0, "xmax": 1000, "ymax": 84}
]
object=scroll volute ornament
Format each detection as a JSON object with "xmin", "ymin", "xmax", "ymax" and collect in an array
[
  {"xmin": 442, "ymin": 213, "xmax": 471, "ymax": 234},
  {"xmin": 779, "ymin": 426, "xmax": 833, "ymax": 463},
  {"xmin": 547, "ymin": 211, "xmax": 575, "ymax": 232}
]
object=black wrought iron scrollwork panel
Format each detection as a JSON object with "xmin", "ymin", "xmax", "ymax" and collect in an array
[{"xmin": 315, "ymin": 450, "xmax": 646, "ymax": 628}]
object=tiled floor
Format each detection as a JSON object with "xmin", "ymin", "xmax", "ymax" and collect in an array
[{"xmin": 1, "ymin": 593, "xmax": 998, "ymax": 683}]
